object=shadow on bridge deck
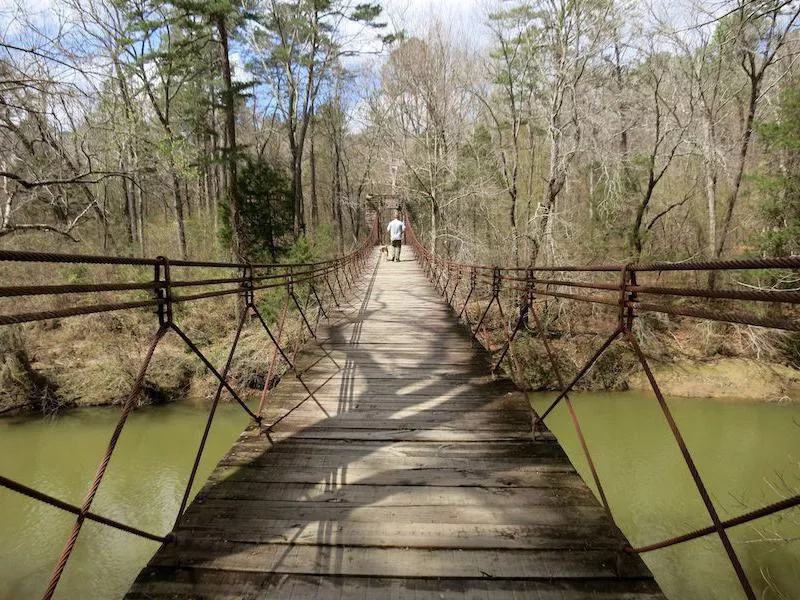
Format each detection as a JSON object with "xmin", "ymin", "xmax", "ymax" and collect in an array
[{"xmin": 125, "ymin": 249, "xmax": 664, "ymax": 600}]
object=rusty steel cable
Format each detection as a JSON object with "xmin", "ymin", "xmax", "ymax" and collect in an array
[
  {"xmin": 633, "ymin": 301, "xmax": 800, "ymax": 331},
  {"xmin": 173, "ymin": 305, "xmax": 252, "ymax": 530},
  {"xmin": 627, "ymin": 330, "xmax": 755, "ymax": 599},
  {"xmin": 0, "ymin": 248, "xmax": 377, "ymax": 270},
  {"xmin": 258, "ymin": 296, "xmax": 291, "ymax": 416},
  {"xmin": 502, "ymin": 277, "xmax": 800, "ymax": 304},
  {"xmin": 0, "ymin": 474, "xmax": 169, "ymax": 544},
  {"xmin": 404, "ymin": 232, "xmax": 800, "ymax": 274},
  {"xmin": 0, "ymin": 281, "xmax": 160, "ymax": 297},
  {"xmin": 42, "ymin": 324, "xmax": 168, "ymax": 600},
  {"xmin": 0, "ymin": 249, "xmax": 159, "ymax": 265},
  {"xmin": 528, "ymin": 306, "xmax": 614, "ymax": 521},
  {"xmin": 469, "ymin": 255, "xmax": 800, "ymax": 273},
  {"xmin": 0, "ymin": 299, "xmax": 162, "ymax": 326},
  {"xmin": 627, "ymin": 494, "xmax": 800, "ymax": 554}
]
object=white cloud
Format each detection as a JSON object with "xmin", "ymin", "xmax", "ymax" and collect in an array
[{"xmin": 383, "ymin": 0, "xmax": 490, "ymax": 49}]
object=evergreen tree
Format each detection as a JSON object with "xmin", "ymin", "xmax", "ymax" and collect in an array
[{"xmin": 755, "ymin": 80, "xmax": 800, "ymax": 257}]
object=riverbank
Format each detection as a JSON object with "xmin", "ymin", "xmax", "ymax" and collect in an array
[
  {"xmin": 0, "ymin": 304, "xmax": 300, "ymax": 417},
  {"xmin": 3, "ymin": 314, "xmax": 798, "ymax": 417},
  {"xmin": 628, "ymin": 357, "xmax": 800, "ymax": 402}
]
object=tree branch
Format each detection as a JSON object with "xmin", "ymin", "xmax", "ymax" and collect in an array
[{"xmin": 0, "ymin": 223, "xmax": 80, "ymax": 241}]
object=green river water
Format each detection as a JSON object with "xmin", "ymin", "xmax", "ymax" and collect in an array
[{"xmin": 0, "ymin": 393, "xmax": 798, "ymax": 600}]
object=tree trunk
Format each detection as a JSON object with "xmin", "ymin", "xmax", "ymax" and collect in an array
[
  {"xmin": 2, "ymin": 166, "xmax": 12, "ymax": 230},
  {"xmin": 136, "ymin": 181, "xmax": 146, "ymax": 257},
  {"xmin": 703, "ymin": 114, "xmax": 717, "ymax": 261},
  {"xmin": 102, "ymin": 184, "xmax": 109, "ymax": 252},
  {"xmin": 292, "ymin": 150, "xmax": 305, "ymax": 240},
  {"xmin": 332, "ymin": 141, "xmax": 344, "ymax": 256},
  {"xmin": 310, "ymin": 118, "xmax": 319, "ymax": 240},
  {"xmin": 430, "ymin": 197, "xmax": 439, "ymax": 254},
  {"xmin": 183, "ymin": 178, "xmax": 192, "ymax": 219},
  {"xmin": 708, "ymin": 76, "xmax": 760, "ymax": 289},
  {"xmin": 216, "ymin": 14, "xmax": 242, "ymax": 260},
  {"xmin": 532, "ymin": 177, "xmax": 561, "ymax": 266},
  {"xmin": 531, "ymin": 110, "xmax": 564, "ymax": 266},
  {"xmin": 122, "ymin": 176, "xmax": 135, "ymax": 244},
  {"xmin": 211, "ymin": 134, "xmax": 220, "ymax": 236},
  {"xmin": 510, "ymin": 188, "xmax": 519, "ymax": 267},
  {"xmin": 171, "ymin": 172, "xmax": 188, "ymax": 259},
  {"xmin": 632, "ymin": 178, "xmax": 656, "ymax": 261},
  {"xmin": 525, "ymin": 127, "xmax": 536, "ymax": 264}
]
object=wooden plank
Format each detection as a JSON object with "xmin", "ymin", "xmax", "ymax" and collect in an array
[
  {"xmin": 148, "ymin": 541, "xmax": 652, "ymax": 579},
  {"xmin": 285, "ymin": 370, "xmax": 498, "ymax": 383},
  {"xmin": 228, "ymin": 438, "xmax": 557, "ymax": 458},
  {"xmin": 194, "ymin": 481, "xmax": 599, "ymax": 507},
  {"xmin": 258, "ymin": 428, "xmax": 535, "ymax": 443},
  {"xmin": 203, "ymin": 462, "xmax": 578, "ymax": 487},
  {"xmin": 174, "ymin": 519, "xmax": 622, "ymax": 551},
  {"xmin": 294, "ymin": 365, "xmax": 495, "ymax": 379},
  {"xmin": 262, "ymin": 383, "xmax": 521, "ymax": 400},
  {"xmin": 173, "ymin": 500, "xmax": 606, "ymax": 527},
  {"xmin": 259, "ymin": 396, "xmax": 532, "ymax": 413},
  {"xmin": 128, "ymin": 571, "xmax": 664, "ymax": 600},
  {"xmin": 257, "ymin": 417, "xmax": 530, "ymax": 433},
  {"xmin": 219, "ymin": 449, "xmax": 570, "ymax": 469},
  {"xmin": 225, "ymin": 438, "xmax": 567, "ymax": 462},
  {"xmin": 294, "ymin": 354, "xmax": 493, "ymax": 369},
  {"xmin": 264, "ymin": 384, "xmax": 522, "ymax": 404},
  {"xmin": 257, "ymin": 407, "xmax": 532, "ymax": 429}
]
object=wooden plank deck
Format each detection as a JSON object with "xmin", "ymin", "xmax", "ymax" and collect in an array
[{"xmin": 126, "ymin": 249, "xmax": 665, "ymax": 599}]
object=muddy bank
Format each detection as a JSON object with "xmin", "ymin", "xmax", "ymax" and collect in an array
[
  {"xmin": 0, "ymin": 317, "xmax": 283, "ymax": 417},
  {"xmin": 628, "ymin": 357, "xmax": 800, "ymax": 402}
]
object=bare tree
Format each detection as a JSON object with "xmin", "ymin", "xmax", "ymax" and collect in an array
[
  {"xmin": 627, "ymin": 48, "xmax": 693, "ymax": 259},
  {"xmin": 376, "ymin": 22, "xmax": 475, "ymax": 254},
  {"xmin": 476, "ymin": 1, "xmax": 537, "ymax": 266},
  {"xmin": 526, "ymin": 0, "xmax": 615, "ymax": 265},
  {"xmin": 711, "ymin": 0, "xmax": 800, "ymax": 284},
  {"xmin": 0, "ymin": 9, "xmax": 109, "ymax": 244},
  {"xmin": 248, "ymin": 0, "xmax": 389, "ymax": 241}
]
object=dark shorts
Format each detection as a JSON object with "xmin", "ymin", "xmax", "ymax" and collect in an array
[{"xmin": 391, "ymin": 240, "xmax": 401, "ymax": 247}]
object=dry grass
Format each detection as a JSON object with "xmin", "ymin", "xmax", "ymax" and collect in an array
[
  {"xmin": 0, "ymin": 287, "xmax": 313, "ymax": 415},
  {"xmin": 450, "ymin": 286, "xmax": 798, "ymax": 398}
]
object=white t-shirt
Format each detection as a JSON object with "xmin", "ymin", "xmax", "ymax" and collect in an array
[{"xmin": 387, "ymin": 219, "xmax": 405, "ymax": 241}]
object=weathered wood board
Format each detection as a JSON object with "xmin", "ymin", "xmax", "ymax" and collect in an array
[{"xmin": 126, "ymin": 249, "xmax": 664, "ymax": 599}]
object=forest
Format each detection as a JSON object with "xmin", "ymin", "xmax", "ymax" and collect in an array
[{"xmin": 1, "ymin": 0, "xmax": 799, "ymax": 414}]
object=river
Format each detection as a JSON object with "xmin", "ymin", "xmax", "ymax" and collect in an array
[
  {"xmin": 0, "ymin": 394, "xmax": 798, "ymax": 599},
  {"xmin": 528, "ymin": 392, "xmax": 800, "ymax": 600},
  {"xmin": 0, "ymin": 402, "xmax": 251, "ymax": 600}
]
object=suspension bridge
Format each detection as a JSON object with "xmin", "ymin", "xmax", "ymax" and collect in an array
[{"xmin": 1, "ymin": 217, "xmax": 798, "ymax": 600}]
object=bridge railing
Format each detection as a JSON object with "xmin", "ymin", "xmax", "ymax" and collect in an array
[
  {"xmin": 406, "ymin": 222, "xmax": 799, "ymax": 600},
  {"xmin": 0, "ymin": 219, "xmax": 378, "ymax": 600}
]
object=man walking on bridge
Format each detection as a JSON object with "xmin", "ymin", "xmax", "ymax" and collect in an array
[{"xmin": 387, "ymin": 211, "xmax": 406, "ymax": 262}]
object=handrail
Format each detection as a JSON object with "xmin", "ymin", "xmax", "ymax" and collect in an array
[
  {"xmin": 406, "ymin": 220, "xmax": 799, "ymax": 600},
  {"xmin": 0, "ymin": 218, "xmax": 379, "ymax": 600}
]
